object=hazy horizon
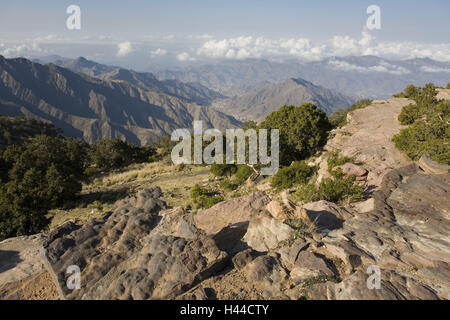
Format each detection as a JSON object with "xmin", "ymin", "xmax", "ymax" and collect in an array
[{"xmin": 1, "ymin": 0, "xmax": 449, "ymax": 70}]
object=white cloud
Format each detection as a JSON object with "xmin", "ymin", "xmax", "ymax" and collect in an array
[
  {"xmin": 176, "ymin": 52, "xmax": 196, "ymax": 61},
  {"xmin": 420, "ymin": 66, "xmax": 450, "ymax": 73},
  {"xmin": 117, "ymin": 41, "xmax": 133, "ymax": 57},
  {"xmin": 327, "ymin": 59, "xmax": 411, "ymax": 75},
  {"xmin": 196, "ymin": 29, "xmax": 450, "ymax": 62},
  {"xmin": 150, "ymin": 48, "xmax": 167, "ymax": 57},
  {"xmin": 0, "ymin": 42, "xmax": 44, "ymax": 58}
]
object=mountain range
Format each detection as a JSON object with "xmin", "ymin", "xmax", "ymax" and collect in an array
[
  {"xmin": 154, "ymin": 56, "xmax": 450, "ymax": 98},
  {"xmin": 0, "ymin": 55, "xmax": 240, "ymax": 145},
  {"xmin": 212, "ymin": 78, "xmax": 356, "ymax": 122}
]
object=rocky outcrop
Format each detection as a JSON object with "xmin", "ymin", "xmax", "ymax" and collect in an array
[
  {"xmin": 322, "ymin": 98, "xmax": 412, "ymax": 189},
  {"xmin": 0, "ymin": 234, "xmax": 48, "ymax": 287},
  {"xmin": 42, "ymin": 187, "xmax": 228, "ymax": 300},
  {"xmin": 418, "ymin": 154, "xmax": 450, "ymax": 174},
  {"xmin": 194, "ymin": 192, "xmax": 271, "ymax": 234},
  {"xmin": 311, "ymin": 164, "xmax": 450, "ymax": 299},
  {"xmin": 242, "ymin": 215, "xmax": 294, "ymax": 252},
  {"xmin": 4, "ymin": 163, "xmax": 448, "ymax": 300},
  {"xmin": 266, "ymin": 199, "xmax": 306, "ymax": 221}
]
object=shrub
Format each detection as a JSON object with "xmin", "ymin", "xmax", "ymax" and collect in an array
[
  {"xmin": 297, "ymin": 169, "xmax": 363, "ymax": 205},
  {"xmin": 210, "ymin": 163, "xmax": 237, "ymax": 177},
  {"xmin": 447, "ymin": 82, "xmax": 450, "ymax": 89},
  {"xmin": 271, "ymin": 161, "xmax": 317, "ymax": 190},
  {"xmin": 329, "ymin": 99, "xmax": 372, "ymax": 128},
  {"xmin": 327, "ymin": 150, "xmax": 354, "ymax": 172},
  {"xmin": 393, "ymin": 84, "xmax": 449, "ymax": 165},
  {"xmin": 190, "ymin": 184, "xmax": 224, "ymax": 209},
  {"xmin": 220, "ymin": 180, "xmax": 239, "ymax": 191},
  {"xmin": 89, "ymin": 139, "xmax": 156, "ymax": 171},
  {"xmin": 233, "ymin": 165, "xmax": 254, "ymax": 185},
  {"xmin": 203, "ymin": 196, "xmax": 224, "ymax": 209},
  {"xmin": 260, "ymin": 103, "xmax": 331, "ymax": 166}
]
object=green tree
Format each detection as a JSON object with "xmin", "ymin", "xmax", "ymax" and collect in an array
[{"xmin": 260, "ymin": 103, "xmax": 331, "ymax": 166}]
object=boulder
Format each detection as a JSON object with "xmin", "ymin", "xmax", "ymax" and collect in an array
[
  {"xmin": 242, "ymin": 215, "xmax": 294, "ymax": 252},
  {"xmin": 266, "ymin": 199, "xmax": 307, "ymax": 221},
  {"xmin": 302, "ymin": 200, "xmax": 352, "ymax": 230},
  {"xmin": 333, "ymin": 163, "xmax": 368, "ymax": 179},
  {"xmin": 244, "ymin": 254, "xmax": 289, "ymax": 298},
  {"xmin": 194, "ymin": 192, "xmax": 271, "ymax": 235},
  {"xmin": 232, "ymin": 248, "xmax": 257, "ymax": 270}
]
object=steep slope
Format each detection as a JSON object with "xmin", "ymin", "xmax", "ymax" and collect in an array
[
  {"xmin": 213, "ymin": 78, "xmax": 356, "ymax": 122},
  {"xmin": 55, "ymin": 57, "xmax": 226, "ymax": 106},
  {"xmin": 0, "ymin": 56, "xmax": 240, "ymax": 145}
]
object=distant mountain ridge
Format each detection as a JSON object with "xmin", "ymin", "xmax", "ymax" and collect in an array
[
  {"xmin": 154, "ymin": 56, "xmax": 450, "ymax": 98},
  {"xmin": 213, "ymin": 78, "xmax": 356, "ymax": 122},
  {"xmin": 0, "ymin": 56, "xmax": 240, "ymax": 145},
  {"xmin": 54, "ymin": 57, "xmax": 226, "ymax": 106}
]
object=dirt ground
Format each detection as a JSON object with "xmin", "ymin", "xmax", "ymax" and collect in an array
[{"xmin": 0, "ymin": 270, "xmax": 59, "ymax": 300}]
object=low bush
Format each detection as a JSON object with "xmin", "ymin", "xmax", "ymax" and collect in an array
[
  {"xmin": 210, "ymin": 163, "xmax": 237, "ymax": 177},
  {"xmin": 296, "ymin": 169, "xmax": 363, "ymax": 204},
  {"xmin": 393, "ymin": 84, "xmax": 449, "ymax": 165},
  {"xmin": 270, "ymin": 161, "xmax": 317, "ymax": 190},
  {"xmin": 190, "ymin": 184, "xmax": 224, "ymax": 209},
  {"xmin": 327, "ymin": 150, "xmax": 354, "ymax": 172}
]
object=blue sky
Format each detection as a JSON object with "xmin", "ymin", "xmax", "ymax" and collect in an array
[{"xmin": 0, "ymin": 0, "xmax": 449, "ymax": 68}]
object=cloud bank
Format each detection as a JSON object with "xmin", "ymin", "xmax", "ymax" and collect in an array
[{"xmin": 196, "ymin": 29, "xmax": 450, "ymax": 62}]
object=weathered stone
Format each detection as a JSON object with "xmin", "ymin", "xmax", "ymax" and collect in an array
[
  {"xmin": 290, "ymin": 267, "xmax": 322, "ymax": 283},
  {"xmin": 246, "ymin": 172, "xmax": 262, "ymax": 188},
  {"xmin": 333, "ymin": 163, "xmax": 368, "ymax": 178},
  {"xmin": 245, "ymin": 255, "xmax": 287, "ymax": 287},
  {"xmin": 294, "ymin": 251, "xmax": 334, "ymax": 276},
  {"xmin": 242, "ymin": 215, "xmax": 294, "ymax": 252},
  {"xmin": 232, "ymin": 248, "xmax": 256, "ymax": 270},
  {"xmin": 302, "ymin": 200, "xmax": 353, "ymax": 230},
  {"xmin": 43, "ymin": 187, "xmax": 228, "ymax": 300},
  {"xmin": 194, "ymin": 192, "xmax": 271, "ymax": 234},
  {"xmin": 418, "ymin": 154, "xmax": 450, "ymax": 174},
  {"xmin": 266, "ymin": 199, "xmax": 306, "ymax": 221}
]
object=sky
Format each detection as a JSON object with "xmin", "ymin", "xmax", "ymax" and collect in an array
[{"xmin": 0, "ymin": 0, "xmax": 449, "ymax": 70}]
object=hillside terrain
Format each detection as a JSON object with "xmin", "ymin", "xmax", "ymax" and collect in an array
[
  {"xmin": 1, "ymin": 89, "xmax": 448, "ymax": 300},
  {"xmin": 55, "ymin": 57, "xmax": 226, "ymax": 106},
  {"xmin": 0, "ymin": 56, "xmax": 239, "ymax": 145},
  {"xmin": 213, "ymin": 78, "xmax": 356, "ymax": 122}
]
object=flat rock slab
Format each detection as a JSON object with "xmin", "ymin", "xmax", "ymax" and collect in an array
[
  {"xmin": 0, "ymin": 234, "xmax": 48, "ymax": 287},
  {"xmin": 324, "ymin": 98, "xmax": 412, "ymax": 188},
  {"xmin": 194, "ymin": 192, "xmax": 271, "ymax": 234}
]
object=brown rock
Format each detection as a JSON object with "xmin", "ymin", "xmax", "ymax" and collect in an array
[
  {"xmin": 334, "ymin": 163, "xmax": 368, "ymax": 177},
  {"xmin": 266, "ymin": 199, "xmax": 307, "ymax": 221},
  {"xmin": 194, "ymin": 192, "xmax": 271, "ymax": 234}
]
